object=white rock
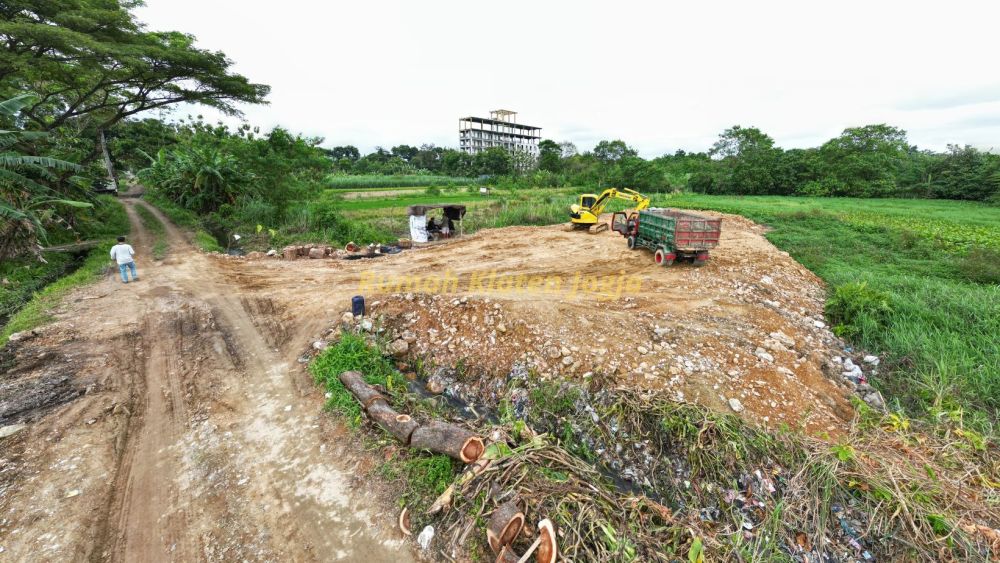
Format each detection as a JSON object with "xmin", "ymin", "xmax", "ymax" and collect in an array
[
  {"xmin": 863, "ymin": 355, "xmax": 880, "ymax": 366},
  {"xmin": 728, "ymin": 398, "xmax": 744, "ymax": 412},
  {"xmin": 341, "ymin": 312, "xmax": 355, "ymax": 324},
  {"xmin": 813, "ymin": 320, "xmax": 825, "ymax": 328},
  {"xmin": 637, "ymin": 346, "xmax": 649, "ymax": 355},
  {"xmin": 417, "ymin": 525, "xmax": 435, "ymax": 550},
  {"xmin": 562, "ymin": 356, "xmax": 574, "ymax": 366},
  {"xmin": 0, "ymin": 424, "xmax": 27, "ymax": 439},
  {"xmin": 359, "ymin": 319, "xmax": 374, "ymax": 332},
  {"xmin": 754, "ymin": 348, "xmax": 774, "ymax": 363},
  {"xmin": 312, "ymin": 340, "xmax": 328, "ymax": 351}
]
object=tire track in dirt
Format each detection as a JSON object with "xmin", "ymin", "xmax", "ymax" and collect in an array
[{"xmin": 97, "ymin": 200, "xmax": 413, "ymax": 561}]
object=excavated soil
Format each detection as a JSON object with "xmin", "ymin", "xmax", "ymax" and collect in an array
[
  {"xmin": 0, "ymin": 203, "xmax": 856, "ymax": 561},
  {"xmin": 227, "ymin": 212, "xmax": 855, "ymax": 435}
]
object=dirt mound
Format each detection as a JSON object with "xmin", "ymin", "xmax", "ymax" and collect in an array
[{"xmin": 254, "ymin": 213, "xmax": 856, "ymax": 434}]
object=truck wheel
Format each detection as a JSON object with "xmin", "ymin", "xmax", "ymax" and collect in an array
[
  {"xmin": 654, "ymin": 248, "xmax": 673, "ymax": 266},
  {"xmin": 627, "ymin": 236, "xmax": 637, "ymax": 249},
  {"xmin": 694, "ymin": 252, "xmax": 709, "ymax": 267}
]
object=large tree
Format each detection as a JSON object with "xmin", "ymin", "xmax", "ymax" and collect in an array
[
  {"xmin": 818, "ymin": 124, "xmax": 909, "ymax": 196},
  {"xmin": 709, "ymin": 125, "xmax": 782, "ymax": 194},
  {"xmin": 537, "ymin": 139, "xmax": 562, "ymax": 173},
  {"xmin": 0, "ymin": 0, "xmax": 269, "ymax": 159}
]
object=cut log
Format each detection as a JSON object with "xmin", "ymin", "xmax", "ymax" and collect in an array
[
  {"xmin": 487, "ymin": 499, "xmax": 525, "ymax": 552},
  {"xmin": 338, "ymin": 371, "xmax": 388, "ymax": 409},
  {"xmin": 495, "ymin": 546, "xmax": 520, "ymax": 563},
  {"xmin": 368, "ymin": 402, "xmax": 420, "ymax": 445},
  {"xmin": 409, "ymin": 421, "xmax": 485, "ymax": 463},
  {"xmin": 534, "ymin": 519, "xmax": 558, "ymax": 563}
]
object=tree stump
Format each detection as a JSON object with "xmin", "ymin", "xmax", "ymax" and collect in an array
[{"xmin": 410, "ymin": 421, "xmax": 484, "ymax": 463}]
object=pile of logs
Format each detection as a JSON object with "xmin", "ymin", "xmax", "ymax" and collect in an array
[
  {"xmin": 339, "ymin": 371, "xmax": 485, "ymax": 463},
  {"xmin": 339, "ymin": 370, "xmax": 556, "ymax": 562},
  {"xmin": 281, "ymin": 244, "xmax": 337, "ymax": 260}
]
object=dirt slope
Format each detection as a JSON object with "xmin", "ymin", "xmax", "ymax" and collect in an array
[{"xmin": 0, "ymin": 200, "xmax": 412, "ymax": 561}]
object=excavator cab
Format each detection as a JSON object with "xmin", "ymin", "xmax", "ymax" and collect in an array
[{"xmin": 579, "ymin": 194, "xmax": 598, "ymax": 209}]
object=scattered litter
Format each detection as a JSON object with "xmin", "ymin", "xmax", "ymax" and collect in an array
[{"xmin": 416, "ymin": 525, "xmax": 434, "ymax": 550}]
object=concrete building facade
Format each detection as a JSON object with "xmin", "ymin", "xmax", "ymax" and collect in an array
[{"xmin": 459, "ymin": 109, "xmax": 541, "ymax": 156}]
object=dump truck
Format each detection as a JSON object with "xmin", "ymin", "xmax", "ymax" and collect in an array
[{"xmin": 611, "ymin": 208, "xmax": 722, "ymax": 266}]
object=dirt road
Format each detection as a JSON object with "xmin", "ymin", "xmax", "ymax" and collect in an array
[{"xmin": 0, "ymin": 200, "xmax": 413, "ymax": 561}]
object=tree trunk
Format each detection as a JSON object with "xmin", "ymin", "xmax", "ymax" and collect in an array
[
  {"xmin": 367, "ymin": 401, "xmax": 420, "ymax": 445},
  {"xmin": 410, "ymin": 421, "xmax": 484, "ymax": 463},
  {"xmin": 98, "ymin": 129, "xmax": 119, "ymax": 192},
  {"xmin": 338, "ymin": 371, "xmax": 388, "ymax": 409}
]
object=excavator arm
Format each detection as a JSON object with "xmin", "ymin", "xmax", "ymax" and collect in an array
[
  {"xmin": 589, "ymin": 188, "xmax": 650, "ymax": 216},
  {"xmin": 567, "ymin": 187, "xmax": 650, "ymax": 234}
]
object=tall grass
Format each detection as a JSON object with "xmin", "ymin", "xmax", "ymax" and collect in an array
[{"xmin": 325, "ymin": 174, "xmax": 475, "ymax": 189}]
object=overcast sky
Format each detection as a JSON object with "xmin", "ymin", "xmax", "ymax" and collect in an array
[{"xmin": 136, "ymin": 0, "xmax": 1000, "ymax": 157}]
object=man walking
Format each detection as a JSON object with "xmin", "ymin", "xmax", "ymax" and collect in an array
[{"xmin": 110, "ymin": 236, "xmax": 138, "ymax": 283}]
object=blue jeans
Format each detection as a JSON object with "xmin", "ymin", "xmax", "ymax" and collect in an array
[{"xmin": 119, "ymin": 261, "xmax": 137, "ymax": 282}]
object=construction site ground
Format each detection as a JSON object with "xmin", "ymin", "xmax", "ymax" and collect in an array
[{"xmin": 0, "ymin": 201, "xmax": 856, "ymax": 561}]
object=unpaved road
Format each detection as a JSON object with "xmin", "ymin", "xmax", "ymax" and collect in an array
[{"xmin": 0, "ymin": 199, "xmax": 413, "ymax": 561}]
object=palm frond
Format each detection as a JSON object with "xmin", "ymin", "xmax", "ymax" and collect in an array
[{"xmin": 0, "ymin": 93, "xmax": 37, "ymax": 117}]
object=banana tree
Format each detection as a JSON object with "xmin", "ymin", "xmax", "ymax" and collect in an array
[{"xmin": 0, "ymin": 93, "xmax": 91, "ymax": 260}]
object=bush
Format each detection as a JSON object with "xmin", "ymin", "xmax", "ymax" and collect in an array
[{"xmin": 826, "ymin": 281, "xmax": 894, "ymax": 340}]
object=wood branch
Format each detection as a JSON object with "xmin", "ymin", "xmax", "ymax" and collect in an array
[
  {"xmin": 338, "ymin": 371, "xmax": 388, "ymax": 408},
  {"xmin": 410, "ymin": 421, "xmax": 485, "ymax": 463},
  {"xmin": 427, "ymin": 458, "xmax": 492, "ymax": 515},
  {"xmin": 367, "ymin": 401, "xmax": 420, "ymax": 445},
  {"xmin": 487, "ymin": 499, "xmax": 524, "ymax": 553}
]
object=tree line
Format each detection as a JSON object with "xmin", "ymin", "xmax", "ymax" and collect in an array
[{"xmin": 323, "ymin": 125, "xmax": 999, "ymax": 202}]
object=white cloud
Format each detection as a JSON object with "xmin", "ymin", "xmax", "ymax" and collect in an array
[{"xmin": 136, "ymin": 0, "xmax": 1000, "ymax": 156}]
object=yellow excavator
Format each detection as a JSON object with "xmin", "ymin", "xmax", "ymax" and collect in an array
[{"xmin": 566, "ymin": 188, "xmax": 650, "ymax": 233}]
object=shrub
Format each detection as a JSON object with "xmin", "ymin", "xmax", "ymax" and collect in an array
[{"xmin": 826, "ymin": 281, "xmax": 894, "ymax": 340}]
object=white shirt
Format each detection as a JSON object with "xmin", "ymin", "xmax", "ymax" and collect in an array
[{"xmin": 110, "ymin": 243, "xmax": 135, "ymax": 265}]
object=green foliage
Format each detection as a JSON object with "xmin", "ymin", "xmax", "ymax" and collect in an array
[
  {"xmin": 826, "ymin": 282, "xmax": 894, "ymax": 340},
  {"xmin": 379, "ymin": 454, "xmax": 456, "ymax": 510},
  {"xmin": 0, "ymin": 93, "xmax": 89, "ymax": 259},
  {"xmin": 957, "ymin": 246, "xmax": 1000, "ymax": 284},
  {"xmin": 1, "ymin": 197, "xmax": 128, "ymax": 344},
  {"xmin": 0, "ymin": 0, "xmax": 268, "ymax": 137},
  {"xmin": 325, "ymin": 174, "xmax": 473, "ymax": 189},
  {"xmin": 308, "ymin": 332, "xmax": 400, "ymax": 426}
]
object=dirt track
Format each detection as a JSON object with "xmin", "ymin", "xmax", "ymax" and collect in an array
[
  {"xmin": 0, "ymin": 200, "xmax": 856, "ymax": 561},
  {"xmin": 0, "ymin": 200, "xmax": 412, "ymax": 561}
]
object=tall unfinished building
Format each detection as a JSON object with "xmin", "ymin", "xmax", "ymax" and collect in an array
[{"xmin": 459, "ymin": 109, "xmax": 541, "ymax": 157}]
